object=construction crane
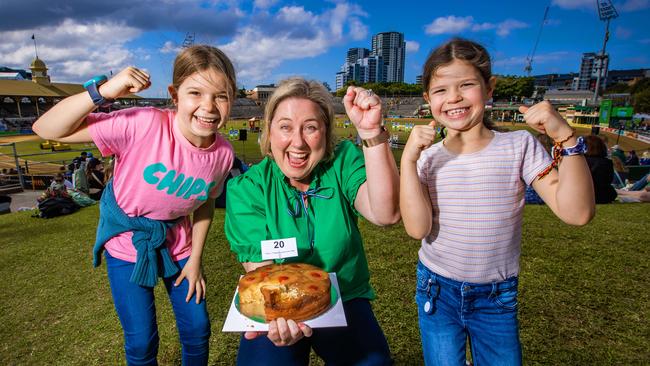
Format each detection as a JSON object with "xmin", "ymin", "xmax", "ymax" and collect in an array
[
  {"xmin": 592, "ymin": 0, "xmax": 618, "ymax": 104},
  {"xmin": 524, "ymin": 5, "xmax": 549, "ymax": 77}
]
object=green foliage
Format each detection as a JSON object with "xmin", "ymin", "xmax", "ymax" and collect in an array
[
  {"xmin": 604, "ymin": 82, "xmax": 630, "ymax": 94},
  {"xmin": 633, "ymin": 88, "xmax": 650, "ymax": 113},
  {"xmin": 630, "ymin": 77, "xmax": 650, "ymax": 95},
  {"xmin": 335, "ymin": 82, "xmax": 423, "ymax": 97},
  {"xmin": 493, "ymin": 76, "xmax": 535, "ymax": 101},
  {"xmin": 1, "ymin": 203, "xmax": 649, "ymax": 365}
]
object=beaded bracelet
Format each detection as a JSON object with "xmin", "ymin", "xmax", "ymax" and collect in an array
[{"xmin": 536, "ymin": 129, "xmax": 575, "ymax": 180}]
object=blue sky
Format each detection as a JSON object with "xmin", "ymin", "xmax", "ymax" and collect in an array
[{"xmin": 1, "ymin": 0, "xmax": 648, "ymax": 97}]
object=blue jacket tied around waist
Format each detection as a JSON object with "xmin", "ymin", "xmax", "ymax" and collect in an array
[{"xmin": 93, "ymin": 180, "xmax": 179, "ymax": 287}]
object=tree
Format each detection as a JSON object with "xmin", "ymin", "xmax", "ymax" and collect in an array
[
  {"xmin": 633, "ymin": 88, "xmax": 650, "ymax": 113},
  {"xmin": 630, "ymin": 77, "xmax": 650, "ymax": 95},
  {"xmin": 335, "ymin": 81, "xmax": 422, "ymax": 97},
  {"xmin": 492, "ymin": 76, "xmax": 534, "ymax": 101},
  {"xmin": 604, "ymin": 82, "xmax": 630, "ymax": 94},
  {"xmin": 237, "ymin": 88, "xmax": 247, "ymax": 98}
]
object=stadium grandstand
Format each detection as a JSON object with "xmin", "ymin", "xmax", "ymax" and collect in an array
[{"xmin": 0, "ymin": 57, "xmax": 142, "ymax": 135}]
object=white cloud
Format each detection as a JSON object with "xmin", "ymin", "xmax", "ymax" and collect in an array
[
  {"xmin": 619, "ymin": 0, "xmax": 650, "ymax": 11},
  {"xmin": 160, "ymin": 41, "xmax": 182, "ymax": 54},
  {"xmin": 425, "ymin": 16, "xmax": 473, "ymax": 35},
  {"xmin": 615, "ymin": 26, "xmax": 632, "ymax": 39},
  {"xmin": 254, "ymin": 0, "xmax": 278, "ymax": 10},
  {"xmin": 277, "ymin": 6, "xmax": 315, "ymax": 24},
  {"xmin": 553, "ymin": 0, "xmax": 648, "ymax": 11},
  {"xmin": 493, "ymin": 51, "xmax": 573, "ymax": 68},
  {"xmin": 220, "ymin": 2, "xmax": 368, "ymax": 82},
  {"xmin": 471, "ymin": 22, "xmax": 496, "ymax": 32},
  {"xmin": 405, "ymin": 41, "xmax": 420, "ymax": 53},
  {"xmin": 496, "ymin": 19, "xmax": 528, "ymax": 36},
  {"xmin": 425, "ymin": 16, "xmax": 527, "ymax": 37},
  {"xmin": 0, "ymin": 19, "xmax": 141, "ymax": 83},
  {"xmin": 551, "ymin": 0, "xmax": 592, "ymax": 9}
]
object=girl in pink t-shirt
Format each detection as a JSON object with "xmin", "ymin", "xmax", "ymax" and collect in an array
[{"xmin": 32, "ymin": 45, "xmax": 236, "ymax": 365}]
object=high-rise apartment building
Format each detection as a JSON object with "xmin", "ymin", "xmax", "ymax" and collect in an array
[
  {"xmin": 347, "ymin": 48, "xmax": 370, "ymax": 64},
  {"xmin": 578, "ymin": 52, "xmax": 609, "ymax": 91},
  {"xmin": 335, "ymin": 31, "xmax": 406, "ymax": 90},
  {"xmin": 371, "ymin": 32, "xmax": 405, "ymax": 83},
  {"xmin": 335, "ymin": 51, "xmax": 384, "ymax": 90}
]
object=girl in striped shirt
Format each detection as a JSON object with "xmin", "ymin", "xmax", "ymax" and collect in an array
[{"xmin": 400, "ymin": 38, "xmax": 595, "ymax": 366}]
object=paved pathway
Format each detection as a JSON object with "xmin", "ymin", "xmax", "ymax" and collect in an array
[{"xmin": 8, "ymin": 190, "xmax": 41, "ymax": 212}]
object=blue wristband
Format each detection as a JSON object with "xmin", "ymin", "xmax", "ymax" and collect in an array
[{"xmin": 84, "ymin": 75, "xmax": 112, "ymax": 108}]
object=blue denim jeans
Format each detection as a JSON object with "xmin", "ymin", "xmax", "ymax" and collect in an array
[
  {"xmin": 236, "ymin": 298, "xmax": 392, "ymax": 366},
  {"xmin": 415, "ymin": 262, "xmax": 521, "ymax": 366},
  {"xmin": 105, "ymin": 251, "xmax": 211, "ymax": 366}
]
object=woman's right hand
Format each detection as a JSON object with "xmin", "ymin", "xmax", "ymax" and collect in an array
[
  {"xmin": 98, "ymin": 67, "xmax": 151, "ymax": 100},
  {"xmin": 244, "ymin": 318, "xmax": 313, "ymax": 347},
  {"xmin": 402, "ymin": 120, "xmax": 437, "ymax": 163}
]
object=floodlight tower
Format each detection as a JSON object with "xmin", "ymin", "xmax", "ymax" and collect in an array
[
  {"xmin": 592, "ymin": 0, "xmax": 618, "ymax": 104},
  {"xmin": 182, "ymin": 32, "xmax": 196, "ymax": 48}
]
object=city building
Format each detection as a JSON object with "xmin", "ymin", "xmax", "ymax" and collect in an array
[
  {"xmin": 415, "ymin": 75, "xmax": 422, "ymax": 86},
  {"xmin": 533, "ymin": 73, "xmax": 579, "ymax": 91},
  {"xmin": 346, "ymin": 48, "xmax": 370, "ymax": 64},
  {"xmin": 335, "ymin": 31, "xmax": 406, "ymax": 89},
  {"xmin": 577, "ymin": 52, "xmax": 609, "ymax": 91},
  {"xmin": 335, "ymin": 53, "xmax": 384, "ymax": 90},
  {"xmin": 371, "ymin": 31, "xmax": 405, "ymax": 83},
  {"xmin": 246, "ymin": 84, "xmax": 276, "ymax": 104},
  {"xmin": 606, "ymin": 68, "xmax": 650, "ymax": 86}
]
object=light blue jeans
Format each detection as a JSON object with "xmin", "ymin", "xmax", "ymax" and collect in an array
[
  {"xmin": 415, "ymin": 261, "xmax": 521, "ymax": 366},
  {"xmin": 105, "ymin": 251, "xmax": 210, "ymax": 366}
]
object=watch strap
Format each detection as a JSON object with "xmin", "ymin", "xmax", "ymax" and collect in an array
[
  {"xmin": 361, "ymin": 127, "xmax": 389, "ymax": 147},
  {"xmin": 84, "ymin": 75, "xmax": 112, "ymax": 108}
]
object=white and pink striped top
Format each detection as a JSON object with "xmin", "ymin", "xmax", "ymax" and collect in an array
[{"xmin": 416, "ymin": 130, "xmax": 552, "ymax": 283}]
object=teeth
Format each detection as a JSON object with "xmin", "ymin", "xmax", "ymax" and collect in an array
[
  {"xmin": 288, "ymin": 152, "xmax": 307, "ymax": 159},
  {"xmin": 195, "ymin": 116, "xmax": 217, "ymax": 123},
  {"xmin": 446, "ymin": 108, "xmax": 468, "ymax": 116}
]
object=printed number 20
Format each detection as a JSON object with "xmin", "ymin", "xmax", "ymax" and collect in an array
[{"xmin": 274, "ymin": 241, "xmax": 284, "ymax": 249}]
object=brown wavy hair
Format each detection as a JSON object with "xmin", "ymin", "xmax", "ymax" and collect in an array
[
  {"xmin": 171, "ymin": 45, "xmax": 237, "ymax": 103},
  {"xmin": 422, "ymin": 38, "xmax": 496, "ymax": 130}
]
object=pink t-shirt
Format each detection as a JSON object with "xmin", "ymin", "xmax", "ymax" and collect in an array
[{"xmin": 87, "ymin": 107, "xmax": 233, "ymax": 263}]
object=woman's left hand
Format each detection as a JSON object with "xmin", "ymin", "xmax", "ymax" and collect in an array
[
  {"xmin": 174, "ymin": 257, "xmax": 206, "ymax": 304},
  {"xmin": 343, "ymin": 86, "xmax": 383, "ymax": 139}
]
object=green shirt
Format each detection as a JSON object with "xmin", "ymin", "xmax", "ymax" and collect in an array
[{"xmin": 225, "ymin": 141, "xmax": 374, "ymax": 301}]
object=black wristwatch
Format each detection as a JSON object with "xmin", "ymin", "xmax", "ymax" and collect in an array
[{"xmin": 83, "ymin": 75, "xmax": 113, "ymax": 108}]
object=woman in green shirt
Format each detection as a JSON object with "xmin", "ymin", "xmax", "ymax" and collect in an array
[{"xmin": 225, "ymin": 78, "xmax": 399, "ymax": 365}]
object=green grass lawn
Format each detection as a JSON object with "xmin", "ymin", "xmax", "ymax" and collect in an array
[{"xmin": 0, "ymin": 203, "xmax": 648, "ymax": 365}]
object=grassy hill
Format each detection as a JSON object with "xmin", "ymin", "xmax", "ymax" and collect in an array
[{"xmin": 0, "ymin": 204, "xmax": 648, "ymax": 365}]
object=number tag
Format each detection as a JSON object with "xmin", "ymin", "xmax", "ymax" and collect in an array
[{"xmin": 261, "ymin": 237, "xmax": 298, "ymax": 260}]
